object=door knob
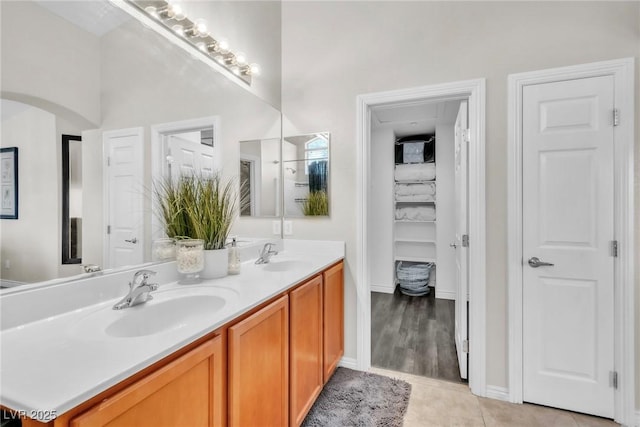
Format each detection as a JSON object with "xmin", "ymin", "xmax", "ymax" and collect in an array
[
  {"xmin": 450, "ymin": 243, "xmax": 457, "ymax": 249},
  {"xmin": 527, "ymin": 257, "xmax": 554, "ymax": 268},
  {"xmin": 125, "ymin": 237, "xmax": 138, "ymax": 244}
]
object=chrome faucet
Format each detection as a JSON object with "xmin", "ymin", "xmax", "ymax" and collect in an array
[
  {"xmin": 113, "ymin": 269, "xmax": 159, "ymax": 310},
  {"xmin": 255, "ymin": 243, "xmax": 278, "ymax": 264}
]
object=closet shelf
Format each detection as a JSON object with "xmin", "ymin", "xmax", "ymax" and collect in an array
[
  {"xmin": 394, "ymin": 238, "xmax": 436, "ymax": 244},
  {"xmin": 394, "ymin": 179, "xmax": 436, "ymax": 184},
  {"xmin": 395, "ymin": 201, "xmax": 436, "ymax": 205},
  {"xmin": 394, "ymin": 255, "xmax": 436, "ymax": 263}
]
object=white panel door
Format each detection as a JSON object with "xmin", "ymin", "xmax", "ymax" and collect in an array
[
  {"xmin": 522, "ymin": 76, "xmax": 614, "ymax": 417},
  {"xmin": 167, "ymin": 133, "xmax": 215, "ymax": 180},
  {"xmin": 454, "ymin": 100, "xmax": 469, "ymax": 380},
  {"xmin": 104, "ymin": 128, "xmax": 144, "ymax": 269}
]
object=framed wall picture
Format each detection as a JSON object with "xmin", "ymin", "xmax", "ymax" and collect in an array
[{"xmin": 1, "ymin": 147, "xmax": 18, "ymax": 219}]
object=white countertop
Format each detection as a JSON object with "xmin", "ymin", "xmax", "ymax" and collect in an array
[{"xmin": 0, "ymin": 239, "xmax": 344, "ymax": 421}]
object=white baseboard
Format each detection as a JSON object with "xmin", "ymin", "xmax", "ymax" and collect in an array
[
  {"xmin": 485, "ymin": 385, "xmax": 510, "ymax": 402},
  {"xmin": 371, "ymin": 284, "xmax": 395, "ymax": 294},
  {"xmin": 435, "ymin": 289, "xmax": 456, "ymax": 300},
  {"xmin": 338, "ymin": 356, "xmax": 358, "ymax": 370}
]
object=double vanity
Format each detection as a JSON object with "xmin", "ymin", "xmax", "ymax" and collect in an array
[{"xmin": 0, "ymin": 239, "xmax": 345, "ymax": 427}]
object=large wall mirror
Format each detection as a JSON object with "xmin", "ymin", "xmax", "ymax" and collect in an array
[
  {"xmin": 0, "ymin": 0, "xmax": 281, "ymax": 289},
  {"xmin": 238, "ymin": 132, "xmax": 331, "ymax": 218}
]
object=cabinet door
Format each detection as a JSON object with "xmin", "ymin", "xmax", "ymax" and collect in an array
[
  {"xmin": 323, "ymin": 261, "xmax": 344, "ymax": 383},
  {"xmin": 229, "ymin": 295, "xmax": 289, "ymax": 427},
  {"xmin": 290, "ymin": 275, "xmax": 323, "ymax": 427},
  {"xmin": 70, "ymin": 335, "xmax": 225, "ymax": 427}
]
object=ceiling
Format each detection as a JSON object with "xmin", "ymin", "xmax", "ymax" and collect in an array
[
  {"xmin": 371, "ymin": 99, "xmax": 462, "ymax": 137},
  {"xmin": 34, "ymin": 0, "xmax": 130, "ymax": 37}
]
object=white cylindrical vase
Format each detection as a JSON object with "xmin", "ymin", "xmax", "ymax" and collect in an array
[{"xmin": 201, "ymin": 248, "xmax": 229, "ymax": 279}]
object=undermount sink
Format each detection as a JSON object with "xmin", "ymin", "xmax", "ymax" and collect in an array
[
  {"xmin": 262, "ymin": 259, "xmax": 312, "ymax": 272},
  {"xmin": 70, "ymin": 286, "xmax": 238, "ymax": 339}
]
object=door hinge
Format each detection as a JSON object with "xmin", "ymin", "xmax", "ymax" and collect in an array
[
  {"xmin": 462, "ymin": 234, "xmax": 469, "ymax": 247},
  {"xmin": 464, "ymin": 128, "xmax": 471, "ymax": 143},
  {"xmin": 462, "ymin": 339, "xmax": 469, "ymax": 353},
  {"xmin": 613, "ymin": 109, "xmax": 620, "ymax": 126},
  {"xmin": 107, "ymin": 225, "xmax": 111, "ymax": 235},
  {"xmin": 107, "ymin": 156, "xmax": 111, "ymax": 167},
  {"xmin": 609, "ymin": 371, "xmax": 618, "ymax": 389},
  {"xmin": 611, "ymin": 240, "xmax": 618, "ymax": 257}
]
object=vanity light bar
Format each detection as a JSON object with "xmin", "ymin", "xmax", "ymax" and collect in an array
[{"xmin": 128, "ymin": 0, "xmax": 260, "ymax": 84}]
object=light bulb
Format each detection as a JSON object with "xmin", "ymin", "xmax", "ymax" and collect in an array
[
  {"xmin": 195, "ymin": 19, "xmax": 208, "ymax": 37},
  {"xmin": 196, "ymin": 42, "xmax": 207, "ymax": 52},
  {"xmin": 235, "ymin": 52, "xmax": 247, "ymax": 66},
  {"xmin": 214, "ymin": 55, "xmax": 225, "ymax": 64},
  {"xmin": 172, "ymin": 24, "xmax": 184, "ymax": 35},
  {"xmin": 218, "ymin": 39, "xmax": 229, "ymax": 52},
  {"xmin": 231, "ymin": 66, "xmax": 240, "ymax": 76},
  {"xmin": 144, "ymin": 6, "xmax": 158, "ymax": 18},
  {"xmin": 171, "ymin": 4, "xmax": 185, "ymax": 20},
  {"xmin": 249, "ymin": 63, "xmax": 260, "ymax": 76}
]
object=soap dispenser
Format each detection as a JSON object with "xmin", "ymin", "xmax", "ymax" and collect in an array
[{"xmin": 228, "ymin": 238, "xmax": 241, "ymax": 275}]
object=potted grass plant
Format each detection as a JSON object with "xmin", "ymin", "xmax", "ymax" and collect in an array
[
  {"xmin": 302, "ymin": 190, "xmax": 329, "ymax": 216},
  {"xmin": 155, "ymin": 173, "xmax": 238, "ymax": 279}
]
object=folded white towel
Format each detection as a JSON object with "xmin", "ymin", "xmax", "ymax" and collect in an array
[
  {"xmin": 395, "ymin": 182, "xmax": 436, "ymax": 196},
  {"xmin": 395, "ymin": 205, "xmax": 436, "ymax": 221},
  {"xmin": 395, "ymin": 194, "xmax": 435, "ymax": 203},
  {"xmin": 395, "ymin": 163, "xmax": 436, "ymax": 181}
]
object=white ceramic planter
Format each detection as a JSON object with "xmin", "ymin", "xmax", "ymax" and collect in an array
[{"xmin": 201, "ymin": 248, "xmax": 229, "ymax": 279}]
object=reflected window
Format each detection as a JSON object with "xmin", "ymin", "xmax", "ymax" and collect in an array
[{"xmin": 304, "ymin": 137, "xmax": 328, "ymax": 175}]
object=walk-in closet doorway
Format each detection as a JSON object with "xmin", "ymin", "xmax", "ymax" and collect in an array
[
  {"xmin": 355, "ymin": 79, "xmax": 487, "ymax": 396},
  {"xmin": 368, "ymin": 98, "xmax": 468, "ymax": 383}
]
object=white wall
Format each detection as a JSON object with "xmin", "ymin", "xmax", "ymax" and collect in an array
[
  {"xmin": 180, "ymin": 1, "xmax": 281, "ymax": 108},
  {"xmin": 281, "ymin": 0, "xmax": 640, "ymax": 398},
  {"xmin": 0, "ymin": 104, "xmax": 59, "ymax": 283},
  {"xmin": 435, "ymin": 124, "xmax": 455, "ymax": 300},
  {"xmin": 0, "ymin": 1, "xmax": 100, "ymax": 126},
  {"xmin": 369, "ymin": 128, "xmax": 395, "ymax": 293}
]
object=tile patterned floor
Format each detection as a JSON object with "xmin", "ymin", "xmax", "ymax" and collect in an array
[{"xmin": 371, "ymin": 367, "xmax": 620, "ymax": 427}]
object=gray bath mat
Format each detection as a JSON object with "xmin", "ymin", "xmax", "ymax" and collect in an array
[{"xmin": 302, "ymin": 367, "xmax": 412, "ymax": 427}]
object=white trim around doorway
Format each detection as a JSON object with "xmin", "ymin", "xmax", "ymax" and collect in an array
[
  {"xmin": 356, "ymin": 79, "xmax": 487, "ymax": 397},
  {"xmin": 507, "ymin": 58, "xmax": 635, "ymax": 425}
]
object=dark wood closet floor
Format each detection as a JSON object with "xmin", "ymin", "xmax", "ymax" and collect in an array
[{"xmin": 371, "ymin": 288, "xmax": 464, "ymax": 383}]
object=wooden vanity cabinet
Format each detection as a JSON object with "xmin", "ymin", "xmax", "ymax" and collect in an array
[
  {"xmin": 289, "ymin": 275, "xmax": 324, "ymax": 427},
  {"xmin": 323, "ymin": 261, "xmax": 344, "ymax": 383},
  {"xmin": 68, "ymin": 333, "xmax": 226, "ymax": 427},
  {"xmin": 228, "ymin": 295, "xmax": 289, "ymax": 427}
]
